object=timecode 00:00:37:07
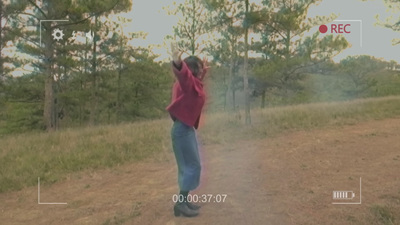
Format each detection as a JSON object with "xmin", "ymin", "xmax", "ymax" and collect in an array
[{"xmin": 172, "ymin": 194, "xmax": 228, "ymax": 203}]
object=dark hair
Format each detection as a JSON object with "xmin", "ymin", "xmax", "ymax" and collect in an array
[{"xmin": 184, "ymin": 56, "xmax": 203, "ymax": 78}]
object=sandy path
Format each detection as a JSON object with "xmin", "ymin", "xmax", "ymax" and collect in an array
[{"xmin": 1, "ymin": 117, "xmax": 399, "ymax": 224}]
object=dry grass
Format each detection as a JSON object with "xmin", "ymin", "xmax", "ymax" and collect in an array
[
  {"xmin": 200, "ymin": 96, "xmax": 400, "ymax": 144},
  {"xmin": 1, "ymin": 96, "xmax": 400, "ymax": 193}
]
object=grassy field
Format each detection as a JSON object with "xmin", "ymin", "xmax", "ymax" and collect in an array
[{"xmin": 1, "ymin": 95, "xmax": 400, "ymax": 193}]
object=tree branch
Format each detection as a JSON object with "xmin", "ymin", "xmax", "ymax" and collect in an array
[
  {"xmin": 52, "ymin": 0, "xmax": 122, "ymax": 30},
  {"xmin": 27, "ymin": 0, "xmax": 47, "ymax": 19},
  {"xmin": 17, "ymin": 12, "xmax": 41, "ymax": 21},
  {"xmin": 52, "ymin": 15, "xmax": 93, "ymax": 29}
]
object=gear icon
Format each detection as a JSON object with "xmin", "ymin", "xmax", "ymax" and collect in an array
[{"xmin": 52, "ymin": 28, "xmax": 64, "ymax": 41}]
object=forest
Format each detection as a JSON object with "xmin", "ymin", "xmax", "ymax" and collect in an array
[{"xmin": 1, "ymin": 0, "xmax": 400, "ymax": 135}]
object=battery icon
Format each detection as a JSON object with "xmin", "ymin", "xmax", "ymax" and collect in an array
[{"xmin": 333, "ymin": 191, "xmax": 355, "ymax": 200}]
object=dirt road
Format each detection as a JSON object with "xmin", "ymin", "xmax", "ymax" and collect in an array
[{"xmin": 1, "ymin": 118, "xmax": 399, "ymax": 224}]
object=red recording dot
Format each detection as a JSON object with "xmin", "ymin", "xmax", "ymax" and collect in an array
[{"xmin": 319, "ymin": 25, "xmax": 328, "ymax": 33}]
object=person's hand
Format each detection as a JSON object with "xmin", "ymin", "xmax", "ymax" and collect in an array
[
  {"xmin": 169, "ymin": 41, "xmax": 182, "ymax": 66},
  {"xmin": 200, "ymin": 57, "xmax": 210, "ymax": 80},
  {"xmin": 203, "ymin": 57, "xmax": 210, "ymax": 70}
]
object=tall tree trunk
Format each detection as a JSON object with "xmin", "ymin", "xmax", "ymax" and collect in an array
[
  {"xmin": 116, "ymin": 62, "xmax": 122, "ymax": 123},
  {"xmin": 226, "ymin": 57, "xmax": 234, "ymax": 111},
  {"xmin": 243, "ymin": 0, "xmax": 251, "ymax": 124},
  {"xmin": 116, "ymin": 26, "xmax": 124, "ymax": 123},
  {"xmin": 44, "ymin": 75, "xmax": 55, "ymax": 131},
  {"xmin": 261, "ymin": 90, "xmax": 266, "ymax": 108},
  {"xmin": 43, "ymin": 24, "xmax": 56, "ymax": 131},
  {"xmin": 82, "ymin": 37, "xmax": 89, "ymax": 126},
  {"xmin": 0, "ymin": 2, "xmax": 4, "ymax": 78},
  {"xmin": 190, "ymin": 0, "xmax": 196, "ymax": 55},
  {"xmin": 89, "ymin": 15, "xmax": 98, "ymax": 126},
  {"xmin": 286, "ymin": 30, "xmax": 290, "ymax": 59},
  {"xmin": 232, "ymin": 88, "xmax": 236, "ymax": 111}
]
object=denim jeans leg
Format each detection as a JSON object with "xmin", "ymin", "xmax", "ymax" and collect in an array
[{"xmin": 171, "ymin": 120, "xmax": 201, "ymax": 191}]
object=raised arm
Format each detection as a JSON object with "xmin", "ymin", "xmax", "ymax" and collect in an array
[
  {"xmin": 170, "ymin": 42, "xmax": 183, "ymax": 70},
  {"xmin": 199, "ymin": 57, "xmax": 210, "ymax": 80},
  {"xmin": 169, "ymin": 42, "xmax": 196, "ymax": 92}
]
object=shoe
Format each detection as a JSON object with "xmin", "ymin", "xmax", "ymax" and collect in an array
[
  {"xmin": 186, "ymin": 202, "xmax": 201, "ymax": 210},
  {"xmin": 173, "ymin": 202, "xmax": 199, "ymax": 217}
]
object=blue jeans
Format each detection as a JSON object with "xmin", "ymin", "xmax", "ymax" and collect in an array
[{"xmin": 171, "ymin": 120, "xmax": 201, "ymax": 191}]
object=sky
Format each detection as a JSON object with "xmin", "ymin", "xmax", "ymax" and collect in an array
[
  {"xmin": 307, "ymin": 0, "xmax": 400, "ymax": 62},
  {"xmin": 124, "ymin": 0, "xmax": 400, "ymax": 63},
  {"xmin": 7, "ymin": 0, "xmax": 400, "ymax": 76}
]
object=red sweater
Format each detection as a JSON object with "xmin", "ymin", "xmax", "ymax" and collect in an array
[{"xmin": 166, "ymin": 61, "xmax": 206, "ymax": 129}]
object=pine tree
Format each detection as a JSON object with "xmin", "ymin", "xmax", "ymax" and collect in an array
[
  {"xmin": 252, "ymin": 0, "xmax": 348, "ymax": 106},
  {"xmin": 165, "ymin": 0, "xmax": 209, "ymax": 55},
  {"xmin": 20, "ymin": 0, "xmax": 132, "ymax": 131},
  {"xmin": 0, "ymin": 0, "xmax": 28, "ymax": 80},
  {"xmin": 205, "ymin": 1, "xmax": 243, "ymax": 111},
  {"xmin": 377, "ymin": 0, "xmax": 400, "ymax": 46}
]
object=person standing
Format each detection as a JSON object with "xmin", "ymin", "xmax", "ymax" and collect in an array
[{"xmin": 167, "ymin": 43, "xmax": 208, "ymax": 217}]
